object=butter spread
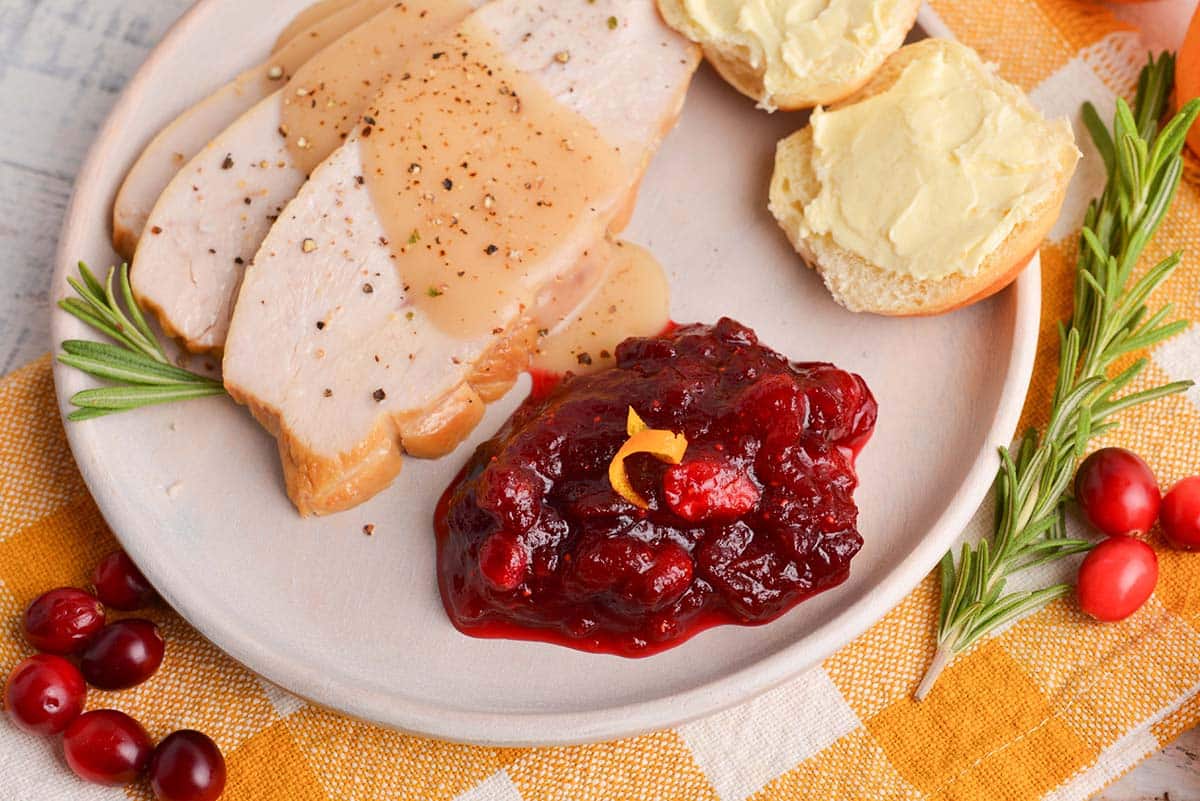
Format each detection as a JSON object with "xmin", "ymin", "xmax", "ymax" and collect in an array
[
  {"xmin": 679, "ymin": 0, "xmax": 910, "ymax": 105},
  {"xmin": 800, "ymin": 42, "xmax": 1077, "ymax": 281}
]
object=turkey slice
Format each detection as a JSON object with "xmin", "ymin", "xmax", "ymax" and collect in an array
[
  {"xmin": 112, "ymin": 0, "xmax": 397, "ymax": 259},
  {"xmin": 223, "ymin": 0, "xmax": 699, "ymax": 515},
  {"xmin": 130, "ymin": 0, "xmax": 481, "ymax": 355}
]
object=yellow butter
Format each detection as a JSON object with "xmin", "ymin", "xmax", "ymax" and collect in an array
[
  {"xmin": 799, "ymin": 41, "xmax": 1077, "ymax": 281},
  {"xmin": 680, "ymin": 0, "xmax": 911, "ymax": 107}
]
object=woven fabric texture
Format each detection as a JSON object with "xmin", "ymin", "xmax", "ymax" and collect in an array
[{"xmin": 3, "ymin": 1, "xmax": 1200, "ymax": 799}]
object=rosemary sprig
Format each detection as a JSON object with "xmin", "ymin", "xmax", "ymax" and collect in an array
[
  {"xmin": 915, "ymin": 53, "xmax": 1200, "ymax": 701},
  {"xmin": 56, "ymin": 262, "xmax": 226, "ymax": 421}
]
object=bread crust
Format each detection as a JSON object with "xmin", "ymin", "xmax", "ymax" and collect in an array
[
  {"xmin": 768, "ymin": 39, "xmax": 1078, "ymax": 316},
  {"xmin": 656, "ymin": 0, "xmax": 920, "ymax": 110}
]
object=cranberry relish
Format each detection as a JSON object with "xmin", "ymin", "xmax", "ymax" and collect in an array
[{"xmin": 436, "ymin": 319, "xmax": 877, "ymax": 656}]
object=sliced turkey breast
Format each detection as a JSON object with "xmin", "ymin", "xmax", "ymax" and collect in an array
[
  {"xmin": 272, "ymin": 0, "xmax": 363, "ymax": 52},
  {"xmin": 222, "ymin": 0, "xmax": 700, "ymax": 516},
  {"xmin": 112, "ymin": 0, "xmax": 397, "ymax": 260},
  {"xmin": 130, "ymin": 0, "xmax": 482, "ymax": 353}
]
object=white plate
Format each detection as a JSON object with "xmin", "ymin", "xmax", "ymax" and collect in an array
[{"xmin": 51, "ymin": 1, "xmax": 1039, "ymax": 746}]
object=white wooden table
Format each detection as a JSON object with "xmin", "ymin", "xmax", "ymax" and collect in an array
[{"xmin": 0, "ymin": 0, "xmax": 1196, "ymax": 797}]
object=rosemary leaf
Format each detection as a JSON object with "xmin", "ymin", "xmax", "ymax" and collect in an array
[
  {"xmin": 58, "ymin": 298, "xmax": 135, "ymax": 348},
  {"xmin": 59, "ymin": 341, "xmax": 218, "ymax": 385},
  {"xmin": 57, "ymin": 263, "xmax": 227, "ymax": 418},
  {"xmin": 58, "ymin": 353, "xmax": 189, "ymax": 387},
  {"xmin": 117, "ymin": 264, "xmax": 163, "ymax": 357},
  {"xmin": 71, "ymin": 383, "xmax": 226, "ymax": 410},
  {"xmin": 1081, "ymin": 103, "xmax": 1114, "ymax": 175},
  {"xmin": 77, "ymin": 261, "xmax": 106, "ymax": 299},
  {"xmin": 66, "ymin": 406, "xmax": 120, "ymax": 422},
  {"xmin": 103, "ymin": 266, "xmax": 164, "ymax": 361}
]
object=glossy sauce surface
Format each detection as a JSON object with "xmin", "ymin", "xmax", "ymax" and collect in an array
[
  {"xmin": 533, "ymin": 239, "xmax": 670, "ymax": 375},
  {"xmin": 360, "ymin": 20, "xmax": 626, "ymax": 338},
  {"xmin": 268, "ymin": 0, "xmax": 398, "ymax": 85},
  {"xmin": 437, "ymin": 319, "xmax": 877, "ymax": 656},
  {"xmin": 281, "ymin": 0, "xmax": 474, "ymax": 175},
  {"xmin": 273, "ymin": 0, "xmax": 364, "ymax": 52}
]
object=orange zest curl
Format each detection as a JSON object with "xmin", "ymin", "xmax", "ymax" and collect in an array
[{"xmin": 607, "ymin": 407, "xmax": 688, "ymax": 509}]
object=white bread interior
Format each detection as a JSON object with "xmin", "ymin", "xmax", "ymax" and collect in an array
[
  {"xmin": 656, "ymin": 0, "xmax": 920, "ymax": 110},
  {"xmin": 768, "ymin": 38, "xmax": 1079, "ymax": 316}
]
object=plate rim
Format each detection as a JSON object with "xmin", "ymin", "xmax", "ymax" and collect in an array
[{"xmin": 49, "ymin": 0, "xmax": 1042, "ymax": 746}]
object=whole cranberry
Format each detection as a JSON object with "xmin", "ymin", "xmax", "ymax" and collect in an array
[
  {"xmin": 3, "ymin": 654, "xmax": 86, "ymax": 735},
  {"xmin": 630, "ymin": 543, "xmax": 694, "ymax": 607},
  {"xmin": 663, "ymin": 459, "xmax": 760, "ymax": 522},
  {"xmin": 799, "ymin": 366, "xmax": 873, "ymax": 443},
  {"xmin": 737, "ymin": 374, "xmax": 806, "ymax": 440},
  {"xmin": 149, "ymin": 730, "xmax": 227, "ymax": 801},
  {"xmin": 1074, "ymin": 448, "xmax": 1161, "ymax": 536},
  {"xmin": 23, "ymin": 587, "xmax": 105, "ymax": 654},
  {"xmin": 79, "ymin": 619, "xmax": 165, "ymax": 690},
  {"xmin": 63, "ymin": 710, "xmax": 153, "ymax": 786},
  {"xmin": 1161, "ymin": 476, "xmax": 1200, "ymax": 550},
  {"xmin": 1076, "ymin": 535, "xmax": 1158, "ymax": 622},
  {"xmin": 93, "ymin": 550, "xmax": 156, "ymax": 611},
  {"xmin": 572, "ymin": 536, "xmax": 653, "ymax": 593},
  {"xmin": 477, "ymin": 466, "xmax": 544, "ymax": 534},
  {"xmin": 478, "ymin": 533, "xmax": 528, "ymax": 591}
]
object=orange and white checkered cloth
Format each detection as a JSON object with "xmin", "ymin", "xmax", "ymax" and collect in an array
[{"xmin": 4, "ymin": 1, "xmax": 1200, "ymax": 799}]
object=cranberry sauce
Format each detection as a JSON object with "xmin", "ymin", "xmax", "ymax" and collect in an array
[{"xmin": 436, "ymin": 318, "xmax": 877, "ymax": 656}]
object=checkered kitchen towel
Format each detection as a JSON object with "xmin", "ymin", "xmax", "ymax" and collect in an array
[{"xmin": 5, "ymin": 1, "xmax": 1200, "ymax": 799}]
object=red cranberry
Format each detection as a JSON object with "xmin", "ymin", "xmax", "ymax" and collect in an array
[
  {"xmin": 1076, "ymin": 535, "xmax": 1158, "ymax": 622},
  {"xmin": 663, "ymin": 459, "xmax": 760, "ymax": 522},
  {"xmin": 737, "ymin": 374, "xmax": 806, "ymax": 440},
  {"xmin": 704, "ymin": 546, "xmax": 797, "ymax": 619},
  {"xmin": 477, "ymin": 467, "xmax": 542, "ymax": 533},
  {"xmin": 93, "ymin": 550, "xmax": 156, "ymax": 611},
  {"xmin": 3, "ymin": 654, "xmax": 86, "ymax": 735},
  {"xmin": 478, "ymin": 533, "xmax": 528, "ymax": 591},
  {"xmin": 80, "ymin": 619, "xmax": 165, "ymax": 690},
  {"xmin": 63, "ymin": 710, "xmax": 153, "ymax": 786},
  {"xmin": 712, "ymin": 317, "xmax": 756, "ymax": 345},
  {"xmin": 630, "ymin": 543, "xmax": 694, "ymax": 607},
  {"xmin": 799, "ymin": 366, "xmax": 871, "ymax": 442},
  {"xmin": 1074, "ymin": 448, "xmax": 1161, "ymax": 536},
  {"xmin": 149, "ymin": 730, "xmax": 227, "ymax": 801},
  {"xmin": 23, "ymin": 587, "xmax": 105, "ymax": 654},
  {"xmin": 571, "ymin": 536, "xmax": 654, "ymax": 593},
  {"xmin": 1161, "ymin": 476, "xmax": 1200, "ymax": 550}
]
